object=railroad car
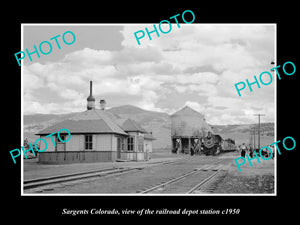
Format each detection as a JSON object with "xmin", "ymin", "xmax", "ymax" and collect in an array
[{"xmin": 221, "ymin": 138, "xmax": 236, "ymax": 152}]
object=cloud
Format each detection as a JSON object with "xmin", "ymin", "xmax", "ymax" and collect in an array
[
  {"xmin": 23, "ymin": 24, "xmax": 275, "ymax": 125},
  {"xmin": 63, "ymin": 48, "xmax": 113, "ymax": 65},
  {"xmin": 23, "ymin": 66, "xmax": 44, "ymax": 92}
]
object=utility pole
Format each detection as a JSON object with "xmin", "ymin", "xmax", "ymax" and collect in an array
[
  {"xmin": 251, "ymin": 126, "xmax": 256, "ymax": 150},
  {"xmin": 253, "ymin": 126, "xmax": 256, "ymax": 150},
  {"xmin": 253, "ymin": 114, "xmax": 265, "ymax": 150}
]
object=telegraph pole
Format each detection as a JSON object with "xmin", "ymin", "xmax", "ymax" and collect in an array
[
  {"xmin": 251, "ymin": 126, "xmax": 256, "ymax": 150},
  {"xmin": 253, "ymin": 114, "xmax": 265, "ymax": 150}
]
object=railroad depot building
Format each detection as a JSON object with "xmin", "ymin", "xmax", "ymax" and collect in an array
[
  {"xmin": 171, "ymin": 106, "xmax": 212, "ymax": 154},
  {"xmin": 36, "ymin": 81, "xmax": 155, "ymax": 164}
]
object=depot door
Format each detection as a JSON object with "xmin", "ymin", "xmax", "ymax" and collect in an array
[{"xmin": 56, "ymin": 135, "xmax": 66, "ymax": 151}]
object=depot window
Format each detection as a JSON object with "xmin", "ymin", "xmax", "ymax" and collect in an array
[
  {"xmin": 85, "ymin": 134, "xmax": 93, "ymax": 150},
  {"xmin": 128, "ymin": 136, "xmax": 134, "ymax": 151},
  {"xmin": 57, "ymin": 134, "xmax": 66, "ymax": 142}
]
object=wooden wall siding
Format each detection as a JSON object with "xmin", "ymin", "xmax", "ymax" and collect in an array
[
  {"xmin": 66, "ymin": 134, "xmax": 81, "ymax": 151},
  {"xmin": 38, "ymin": 151, "xmax": 117, "ymax": 164},
  {"xmin": 111, "ymin": 134, "xmax": 116, "ymax": 151},
  {"xmin": 39, "ymin": 134, "xmax": 115, "ymax": 152},
  {"xmin": 95, "ymin": 134, "xmax": 113, "ymax": 151},
  {"xmin": 170, "ymin": 106, "xmax": 213, "ymax": 138},
  {"xmin": 171, "ymin": 115, "xmax": 206, "ymax": 137},
  {"xmin": 38, "ymin": 135, "xmax": 56, "ymax": 152}
]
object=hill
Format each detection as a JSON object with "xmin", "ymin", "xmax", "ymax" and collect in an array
[
  {"xmin": 108, "ymin": 105, "xmax": 171, "ymax": 149},
  {"xmin": 212, "ymin": 123, "xmax": 275, "ymax": 147},
  {"xmin": 23, "ymin": 105, "xmax": 274, "ymax": 150}
]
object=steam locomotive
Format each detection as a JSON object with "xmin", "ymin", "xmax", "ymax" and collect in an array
[{"xmin": 202, "ymin": 132, "xmax": 236, "ymax": 155}]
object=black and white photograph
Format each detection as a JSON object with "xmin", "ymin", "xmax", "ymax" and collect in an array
[
  {"xmin": 4, "ymin": 4, "xmax": 298, "ymax": 220},
  {"xmin": 21, "ymin": 24, "xmax": 276, "ymax": 195}
]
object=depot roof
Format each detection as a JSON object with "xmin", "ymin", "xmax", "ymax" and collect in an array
[
  {"xmin": 121, "ymin": 118, "xmax": 147, "ymax": 133},
  {"xmin": 170, "ymin": 105, "xmax": 213, "ymax": 137},
  {"xmin": 36, "ymin": 109, "xmax": 128, "ymax": 136}
]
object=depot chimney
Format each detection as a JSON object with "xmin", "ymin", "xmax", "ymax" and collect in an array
[{"xmin": 100, "ymin": 99, "xmax": 106, "ymax": 110}]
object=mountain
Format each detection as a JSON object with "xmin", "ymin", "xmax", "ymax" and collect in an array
[
  {"xmin": 108, "ymin": 105, "xmax": 147, "ymax": 115},
  {"xmin": 23, "ymin": 105, "xmax": 274, "ymax": 150},
  {"xmin": 212, "ymin": 123, "xmax": 275, "ymax": 147},
  {"xmin": 23, "ymin": 112, "xmax": 79, "ymax": 144},
  {"xmin": 24, "ymin": 112, "xmax": 79, "ymax": 125},
  {"xmin": 108, "ymin": 105, "xmax": 171, "ymax": 149},
  {"xmin": 108, "ymin": 105, "xmax": 171, "ymax": 130},
  {"xmin": 23, "ymin": 105, "xmax": 172, "ymax": 150}
]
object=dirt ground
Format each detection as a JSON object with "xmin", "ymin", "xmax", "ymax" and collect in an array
[
  {"xmin": 23, "ymin": 151, "xmax": 276, "ymax": 194},
  {"xmin": 214, "ymin": 152, "xmax": 275, "ymax": 194}
]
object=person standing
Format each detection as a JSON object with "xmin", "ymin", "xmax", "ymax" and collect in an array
[
  {"xmin": 241, "ymin": 143, "xmax": 246, "ymax": 158},
  {"xmin": 249, "ymin": 144, "xmax": 254, "ymax": 158},
  {"xmin": 271, "ymin": 145, "xmax": 275, "ymax": 159},
  {"xmin": 190, "ymin": 146, "xmax": 194, "ymax": 156}
]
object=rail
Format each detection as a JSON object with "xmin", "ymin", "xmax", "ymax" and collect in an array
[{"xmin": 24, "ymin": 157, "xmax": 193, "ymax": 191}]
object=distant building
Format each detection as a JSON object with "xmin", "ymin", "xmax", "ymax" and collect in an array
[
  {"xmin": 36, "ymin": 81, "xmax": 155, "ymax": 163},
  {"xmin": 171, "ymin": 106, "xmax": 212, "ymax": 154}
]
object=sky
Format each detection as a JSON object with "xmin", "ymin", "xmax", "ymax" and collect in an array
[{"xmin": 22, "ymin": 24, "xmax": 276, "ymax": 125}]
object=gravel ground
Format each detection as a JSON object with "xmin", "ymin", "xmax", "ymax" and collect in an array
[
  {"xmin": 213, "ymin": 152, "xmax": 275, "ymax": 194},
  {"xmin": 25, "ymin": 152, "xmax": 276, "ymax": 195},
  {"xmin": 148, "ymin": 170, "xmax": 217, "ymax": 194},
  {"xmin": 23, "ymin": 156, "xmax": 181, "ymax": 180},
  {"xmin": 214, "ymin": 174, "xmax": 274, "ymax": 193},
  {"xmin": 27, "ymin": 156, "xmax": 230, "ymax": 194}
]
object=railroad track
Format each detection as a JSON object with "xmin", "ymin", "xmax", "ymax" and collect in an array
[
  {"xmin": 23, "ymin": 157, "xmax": 194, "ymax": 192},
  {"xmin": 147, "ymin": 156, "xmax": 191, "ymax": 166},
  {"xmin": 139, "ymin": 159, "xmax": 228, "ymax": 194},
  {"xmin": 23, "ymin": 167, "xmax": 142, "ymax": 191},
  {"xmin": 187, "ymin": 170, "xmax": 225, "ymax": 194}
]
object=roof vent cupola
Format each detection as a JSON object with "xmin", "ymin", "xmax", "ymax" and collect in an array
[{"xmin": 87, "ymin": 81, "xmax": 95, "ymax": 110}]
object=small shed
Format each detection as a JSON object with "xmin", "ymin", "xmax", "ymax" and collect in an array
[{"xmin": 171, "ymin": 106, "xmax": 212, "ymax": 154}]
